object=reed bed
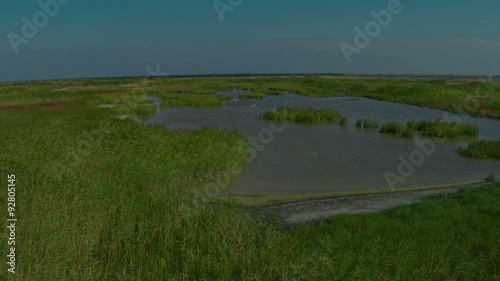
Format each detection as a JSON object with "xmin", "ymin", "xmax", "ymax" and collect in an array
[
  {"xmin": 380, "ymin": 122, "xmax": 405, "ymax": 135},
  {"xmin": 355, "ymin": 119, "xmax": 379, "ymax": 129},
  {"xmin": 458, "ymin": 140, "xmax": 500, "ymax": 160},
  {"xmin": 261, "ymin": 106, "xmax": 344, "ymax": 124},
  {"xmin": 416, "ymin": 121, "xmax": 479, "ymax": 138},
  {"xmin": 380, "ymin": 121, "xmax": 478, "ymax": 139}
]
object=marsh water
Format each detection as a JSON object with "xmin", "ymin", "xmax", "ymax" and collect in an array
[{"xmin": 143, "ymin": 91, "xmax": 500, "ymax": 195}]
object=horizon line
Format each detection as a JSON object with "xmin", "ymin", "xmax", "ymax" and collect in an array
[{"xmin": 2, "ymin": 72, "xmax": 499, "ymax": 84}]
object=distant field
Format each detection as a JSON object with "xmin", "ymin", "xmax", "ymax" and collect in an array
[
  {"xmin": 1, "ymin": 76, "xmax": 499, "ymax": 118},
  {"xmin": 1, "ymin": 77, "xmax": 499, "ymax": 280}
]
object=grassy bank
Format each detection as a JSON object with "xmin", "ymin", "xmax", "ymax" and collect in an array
[
  {"xmin": 227, "ymin": 180, "xmax": 485, "ymax": 207},
  {"xmin": 1, "ymin": 78, "xmax": 499, "ymax": 280},
  {"xmin": 458, "ymin": 141, "xmax": 500, "ymax": 160},
  {"xmin": 261, "ymin": 106, "xmax": 344, "ymax": 124}
]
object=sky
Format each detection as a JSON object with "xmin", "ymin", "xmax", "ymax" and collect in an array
[{"xmin": 1, "ymin": 0, "xmax": 499, "ymax": 82}]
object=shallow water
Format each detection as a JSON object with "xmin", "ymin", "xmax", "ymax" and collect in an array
[{"xmin": 144, "ymin": 91, "xmax": 500, "ymax": 195}]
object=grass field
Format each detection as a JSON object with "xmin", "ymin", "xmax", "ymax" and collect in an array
[{"xmin": 0, "ymin": 77, "xmax": 499, "ymax": 280}]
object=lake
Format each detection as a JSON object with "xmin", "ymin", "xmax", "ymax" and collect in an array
[{"xmin": 142, "ymin": 91, "xmax": 500, "ymax": 195}]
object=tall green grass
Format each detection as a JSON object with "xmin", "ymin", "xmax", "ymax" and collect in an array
[
  {"xmin": 1, "ymin": 79, "xmax": 499, "ymax": 280},
  {"xmin": 458, "ymin": 141, "xmax": 500, "ymax": 160},
  {"xmin": 261, "ymin": 106, "xmax": 344, "ymax": 124},
  {"xmin": 380, "ymin": 122, "xmax": 416, "ymax": 138},
  {"xmin": 291, "ymin": 186, "xmax": 500, "ymax": 280},
  {"xmin": 380, "ymin": 121, "xmax": 478, "ymax": 139},
  {"xmin": 1, "ymin": 109, "xmax": 498, "ymax": 280},
  {"xmin": 416, "ymin": 121, "xmax": 479, "ymax": 138},
  {"xmin": 355, "ymin": 119, "xmax": 379, "ymax": 129},
  {"xmin": 380, "ymin": 122, "xmax": 405, "ymax": 135}
]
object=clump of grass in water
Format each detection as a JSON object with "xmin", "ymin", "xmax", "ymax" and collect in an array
[
  {"xmin": 396, "ymin": 121, "xmax": 417, "ymax": 138},
  {"xmin": 239, "ymin": 93, "xmax": 265, "ymax": 100},
  {"xmin": 381, "ymin": 121, "xmax": 478, "ymax": 139},
  {"xmin": 416, "ymin": 121, "xmax": 478, "ymax": 138},
  {"xmin": 458, "ymin": 140, "xmax": 500, "ymax": 160},
  {"xmin": 459, "ymin": 124, "xmax": 479, "ymax": 136},
  {"xmin": 355, "ymin": 119, "xmax": 379, "ymax": 129},
  {"xmin": 261, "ymin": 106, "xmax": 344, "ymax": 124},
  {"xmin": 355, "ymin": 120, "xmax": 362, "ymax": 128},
  {"xmin": 407, "ymin": 121, "xmax": 417, "ymax": 131},
  {"xmin": 401, "ymin": 127, "xmax": 416, "ymax": 138},
  {"xmin": 380, "ymin": 122, "xmax": 405, "ymax": 135}
]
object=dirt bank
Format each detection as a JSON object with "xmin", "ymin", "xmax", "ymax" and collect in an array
[{"xmin": 251, "ymin": 181, "xmax": 495, "ymax": 226}]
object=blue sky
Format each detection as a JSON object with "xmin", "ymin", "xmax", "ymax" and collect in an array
[{"xmin": 1, "ymin": 0, "xmax": 499, "ymax": 82}]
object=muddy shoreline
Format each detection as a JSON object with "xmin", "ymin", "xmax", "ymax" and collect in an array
[{"xmin": 250, "ymin": 181, "xmax": 495, "ymax": 226}]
